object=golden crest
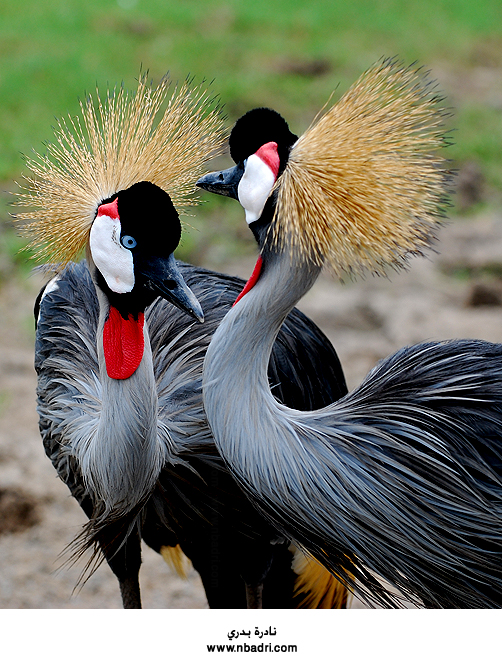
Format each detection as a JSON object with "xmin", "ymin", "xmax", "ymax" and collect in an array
[
  {"xmin": 270, "ymin": 58, "xmax": 451, "ymax": 277},
  {"xmin": 16, "ymin": 73, "xmax": 227, "ymax": 265}
]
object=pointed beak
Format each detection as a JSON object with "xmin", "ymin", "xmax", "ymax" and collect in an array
[
  {"xmin": 142, "ymin": 253, "xmax": 204, "ymax": 323},
  {"xmin": 196, "ymin": 164, "xmax": 244, "ymax": 200}
]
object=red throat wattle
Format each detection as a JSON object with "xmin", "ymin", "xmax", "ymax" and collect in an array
[
  {"xmin": 103, "ymin": 306, "xmax": 145, "ymax": 379},
  {"xmin": 233, "ymin": 255, "xmax": 263, "ymax": 306}
]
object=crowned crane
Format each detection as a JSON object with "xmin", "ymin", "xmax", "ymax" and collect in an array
[
  {"xmin": 17, "ymin": 75, "xmax": 349, "ymax": 609},
  {"xmin": 198, "ymin": 58, "xmax": 502, "ymax": 609}
]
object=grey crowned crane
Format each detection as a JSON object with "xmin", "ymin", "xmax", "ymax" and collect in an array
[
  {"xmin": 17, "ymin": 75, "xmax": 349, "ymax": 609},
  {"xmin": 198, "ymin": 59, "xmax": 502, "ymax": 608}
]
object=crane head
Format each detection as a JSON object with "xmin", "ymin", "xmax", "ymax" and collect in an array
[
  {"xmin": 89, "ymin": 180, "xmax": 203, "ymax": 380},
  {"xmin": 15, "ymin": 74, "xmax": 227, "ymax": 267},
  {"xmin": 198, "ymin": 60, "xmax": 451, "ymax": 278},
  {"xmin": 197, "ymin": 108, "xmax": 297, "ymax": 230},
  {"xmin": 90, "ymin": 181, "xmax": 203, "ymax": 323}
]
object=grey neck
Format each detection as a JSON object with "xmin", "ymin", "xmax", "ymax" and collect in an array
[
  {"xmin": 203, "ymin": 249, "xmax": 321, "ymax": 470},
  {"xmin": 78, "ymin": 258, "xmax": 166, "ymax": 519}
]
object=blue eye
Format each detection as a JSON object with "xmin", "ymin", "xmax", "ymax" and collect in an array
[{"xmin": 121, "ymin": 235, "xmax": 137, "ymax": 249}]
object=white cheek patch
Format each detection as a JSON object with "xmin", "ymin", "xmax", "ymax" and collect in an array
[
  {"xmin": 238, "ymin": 154, "xmax": 277, "ymax": 224},
  {"xmin": 89, "ymin": 214, "xmax": 135, "ymax": 293}
]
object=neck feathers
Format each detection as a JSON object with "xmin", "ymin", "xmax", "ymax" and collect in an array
[
  {"xmin": 203, "ymin": 251, "xmax": 320, "ymax": 463},
  {"xmin": 77, "ymin": 269, "xmax": 166, "ymax": 520}
]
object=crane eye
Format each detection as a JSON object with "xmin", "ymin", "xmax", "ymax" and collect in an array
[{"xmin": 121, "ymin": 235, "xmax": 137, "ymax": 249}]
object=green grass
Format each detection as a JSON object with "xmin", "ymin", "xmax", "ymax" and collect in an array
[{"xmin": 1, "ymin": 0, "xmax": 501, "ymax": 275}]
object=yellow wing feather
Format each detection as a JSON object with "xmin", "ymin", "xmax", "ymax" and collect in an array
[
  {"xmin": 291, "ymin": 547, "xmax": 350, "ymax": 609},
  {"xmin": 160, "ymin": 544, "xmax": 193, "ymax": 580},
  {"xmin": 160, "ymin": 543, "xmax": 350, "ymax": 608}
]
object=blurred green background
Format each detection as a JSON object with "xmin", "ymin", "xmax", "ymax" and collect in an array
[{"xmin": 1, "ymin": 0, "xmax": 501, "ymax": 277}]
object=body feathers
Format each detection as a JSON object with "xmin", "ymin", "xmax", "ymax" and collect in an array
[
  {"xmin": 203, "ymin": 249, "xmax": 502, "ymax": 608},
  {"xmin": 36, "ymin": 259, "xmax": 348, "ymax": 608}
]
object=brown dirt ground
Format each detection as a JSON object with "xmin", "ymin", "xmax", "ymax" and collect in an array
[{"xmin": 1, "ymin": 210, "xmax": 502, "ymax": 608}]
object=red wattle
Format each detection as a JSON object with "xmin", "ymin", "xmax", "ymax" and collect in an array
[
  {"xmin": 103, "ymin": 306, "xmax": 145, "ymax": 379},
  {"xmin": 233, "ymin": 255, "xmax": 263, "ymax": 306}
]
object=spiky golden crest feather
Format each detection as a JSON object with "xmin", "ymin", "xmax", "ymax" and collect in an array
[
  {"xmin": 269, "ymin": 58, "xmax": 451, "ymax": 276},
  {"xmin": 15, "ymin": 73, "xmax": 227, "ymax": 265}
]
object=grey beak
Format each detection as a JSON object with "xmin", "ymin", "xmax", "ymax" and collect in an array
[
  {"xmin": 143, "ymin": 253, "xmax": 204, "ymax": 323},
  {"xmin": 196, "ymin": 163, "xmax": 244, "ymax": 200}
]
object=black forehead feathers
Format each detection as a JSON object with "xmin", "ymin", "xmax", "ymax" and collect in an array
[
  {"xmin": 111, "ymin": 181, "xmax": 182, "ymax": 255},
  {"xmin": 229, "ymin": 107, "xmax": 298, "ymax": 168}
]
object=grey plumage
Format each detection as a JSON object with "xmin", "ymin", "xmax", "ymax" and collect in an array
[
  {"xmin": 21, "ymin": 75, "xmax": 350, "ymax": 608},
  {"xmin": 203, "ymin": 240, "xmax": 502, "ymax": 608},
  {"xmin": 197, "ymin": 92, "xmax": 502, "ymax": 608},
  {"xmin": 36, "ymin": 258, "xmax": 348, "ymax": 608}
]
